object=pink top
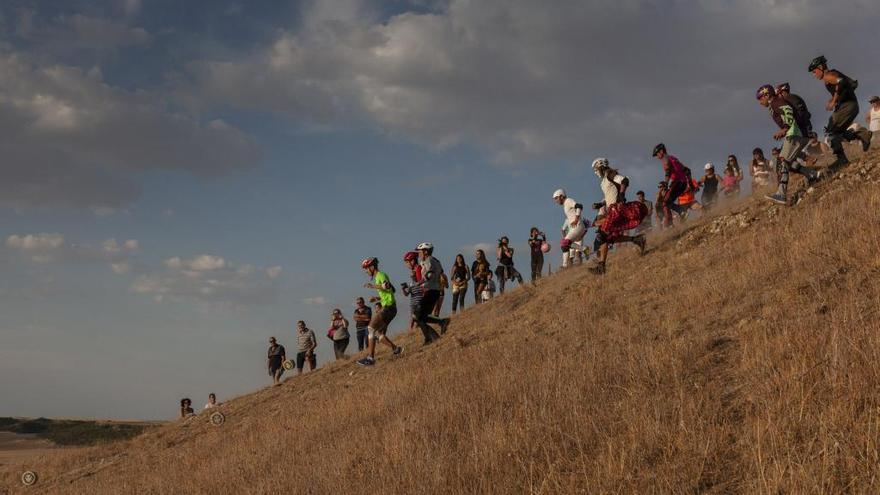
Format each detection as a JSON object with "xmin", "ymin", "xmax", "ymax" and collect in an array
[{"xmin": 721, "ymin": 175, "xmax": 738, "ymax": 190}]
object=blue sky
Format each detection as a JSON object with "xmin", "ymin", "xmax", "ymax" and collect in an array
[{"xmin": 1, "ymin": 0, "xmax": 878, "ymax": 420}]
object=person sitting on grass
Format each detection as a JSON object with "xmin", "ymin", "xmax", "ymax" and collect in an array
[
  {"xmin": 204, "ymin": 393, "xmax": 219, "ymax": 410},
  {"xmin": 179, "ymin": 398, "xmax": 195, "ymax": 418}
]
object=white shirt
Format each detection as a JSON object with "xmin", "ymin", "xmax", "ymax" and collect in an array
[
  {"xmin": 204, "ymin": 402, "xmax": 216, "ymax": 410},
  {"xmin": 562, "ymin": 197, "xmax": 582, "ymax": 226},
  {"xmin": 869, "ymin": 106, "xmax": 880, "ymax": 132},
  {"xmin": 599, "ymin": 175, "xmax": 626, "ymax": 206}
]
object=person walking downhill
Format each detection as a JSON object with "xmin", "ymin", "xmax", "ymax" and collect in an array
[
  {"xmin": 652, "ymin": 143, "xmax": 691, "ymax": 227},
  {"xmin": 587, "ymin": 158, "xmax": 647, "ymax": 274},
  {"xmin": 527, "ymin": 227, "xmax": 547, "ymax": 283},
  {"xmin": 449, "ymin": 254, "xmax": 470, "ymax": 314},
  {"xmin": 756, "ymin": 84, "xmax": 821, "ymax": 205},
  {"xmin": 352, "ymin": 297, "xmax": 371, "ymax": 352},
  {"xmin": 552, "ymin": 189, "xmax": 588, "ymax": 268},
  {"xmin": 296, "ymin": 321, "xmax": 317, "ymax": 374},
  {"xmin": 414, "ymin": 242, "xmax": 451, "ymax": 343},
  {"xmin": 776, "ymin": 82, "xmax": 813, "ymax": 136},
  {"xmin": 654, "ymin": 182, "xmax": 667, "ymax": 230},
  {"xmin": 328, "ymin": 309, "xmax": 350, "ymax": 361},
  {"xmin": 633, "ymin": 192, "xmax": 653, "ymax": 234},
  {"xmin": 401, "ymin": 250, "xmax": 426, "ymax": 333},
  {"xmin": 698, "ymin": 164, "xmax": 720, "ymax": 210},
  {"xmin": 495, "ymin": 236, "xmax": 523, "ymax": 294},
  {"xmin": 357, "ymin": 257, "xmax": 403, "ymax": 366},
  {"xmin": 808, "ymin": 55, "xmax": 873, "ymax": 167},
  {"xmin": 267, "ymin": 336, "xmax": 286, "ymax": 386},
  {"xmin": 471, "ymin": 249, "xmax": 491, "ymax": 305}
]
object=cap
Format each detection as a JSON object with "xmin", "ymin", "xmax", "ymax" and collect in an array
[
  {"xmin": 552, "ymin": 188, "xmax": 566, "ymax": 199},
  {"xmin": 704, "ymin": 163, "xmax": 714, "ymax": 170}
]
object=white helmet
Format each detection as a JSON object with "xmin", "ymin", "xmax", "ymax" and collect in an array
[
  {"xmin": 416, "ymin": 242, "xmax": 433, "ymax": 251},
  {"xmin": 591, "ymin": 157, "xmax": 609, "ymax": 177},
  {"xmin": 552, "ymin": 188, "xmax": 566, "ymax": 199},
  {"xmin": 704, "ymin": 162, "xmax": 714, "ymax": 170}
]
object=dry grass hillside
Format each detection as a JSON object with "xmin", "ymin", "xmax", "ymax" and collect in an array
[{"xmin": 2, "ymin": 150, "xmax": 880, "ymax": 494}]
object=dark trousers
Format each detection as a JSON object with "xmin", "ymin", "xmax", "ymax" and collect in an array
[
  {"xmin": 355, "ymin": 329, "xmax": 367, "ymax": 351},
  {"xmin": 826, "ymin": 100, "xmax": 868, "ymax": 157},
  {"xmin": 495, "ymin": 265, "xmax": 523, "ymax": 293},
  {"xmin": 530, "ymin": 254, "xmax": 544, "ymax": 282},
  {"xmin": 416, "ymin": 290, "xmax": 442, "ymax": 343},
  {"xmin": 451, "ymin": 287, "xmax": 467, "ymax": 312},
  {"xmin": 663, "ymin": 180, "xmax": 688, "ymax": 226}
]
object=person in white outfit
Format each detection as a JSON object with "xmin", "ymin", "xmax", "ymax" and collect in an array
[
  {"xmin": 552, "ymin": 189, "xmax": 588, "ymax": 268},
  {"xmin": 866, "ymin": 96, "xmax": 880, "ymax": 136}
]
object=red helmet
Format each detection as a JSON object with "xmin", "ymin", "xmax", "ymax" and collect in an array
[
  {"xmin": 403, "ymin": 251, "xmax": 419, "ymax": 262},
  {"xmin": 361, "ymin": 257, "xmax": 378, "ymax": 269}
]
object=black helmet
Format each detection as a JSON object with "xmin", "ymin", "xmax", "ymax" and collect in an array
[
  {"xmin": 775, "ymin": 82, "xmax": 790, "ymax": 93},
  {"xmin": 652, "ymin": 143, "xmax": 666, "ymax": 157},
  {"xmin": 808, "ymin": 55, "xmax": 827, "ymax": 72}
]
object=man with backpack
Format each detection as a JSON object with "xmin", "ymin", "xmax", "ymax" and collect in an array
[
  {"xmin": 808, "ymin": 55, "xmax": 873, "ymax": 166},
  {"xmin": 756, "ymin": 84, "xmax": 821, "ymax": 205}
]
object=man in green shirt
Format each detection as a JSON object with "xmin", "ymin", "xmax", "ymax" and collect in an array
[{"xmin": 357, "ymin": 257, "xmax": 403, "ymax": 366}]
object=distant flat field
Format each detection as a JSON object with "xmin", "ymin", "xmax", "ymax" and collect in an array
[{"xmin": 0, "ymin": 431, "xmax": 57, "ymax": 466}]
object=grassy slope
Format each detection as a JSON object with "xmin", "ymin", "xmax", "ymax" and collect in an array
[{"xmin": 2, "ymin": 150, "xmax": 879, "ymax": 494}]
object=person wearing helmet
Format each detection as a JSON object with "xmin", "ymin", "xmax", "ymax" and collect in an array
[
  {"xmin": 808, "ymin": 55, "xmax": 872, "ymax": 165},
  {"xmin": 756, "ymin": 84, "xmax": 820, "ymax": 205},
  {"xmin": 552, "ymin": 188, "xmax": 588, "ymax": 268},
  {"xmin": 357, "ymin": 258, "xmax": 403, "ymax": 366},
  {"xmin": 652, "ymin": 143, "xmax": 691, "ymax": 227},
  {"xmin": 587, "ymin": 158, "xmax": 647, "ymax": 274},
  {"xmin": 414, "ymin": 243, "xmax": 449, "ymax": 344},
  {"xmin": 527, "ymin": 227, "xmax": 547, "ymax": 283},
  {"xmin": 698, "ymin": 163, "xmax": 720, "ymax": 210},
  {"xmin": 400, "ymin": 251, "xmax": 424, "ymax": 333},
  {"xmin": 775, "ymin": 82, "xmax": 813, "ymax": 137}
]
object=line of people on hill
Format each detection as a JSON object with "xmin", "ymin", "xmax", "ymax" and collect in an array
[{"xmin": 181, "ymin": 55, "xmax": 877, "ymax": 412}]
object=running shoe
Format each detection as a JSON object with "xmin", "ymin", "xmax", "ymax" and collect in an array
[
  {"xmin": 764, "ymin": 193, "xmax": 788, "ymax": 205},
  {"xmin": 440, "ymin": 318, "xmax": 450, "ymax": 334},
  {"xmin": 356, "ymin": 356, "xmax": 376, "ymax": 366},
  {"xmin": 392, "ymin": 346, "xmax": 403, "ymax": 356}
]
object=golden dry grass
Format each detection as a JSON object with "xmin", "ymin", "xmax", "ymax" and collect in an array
[{"xmin": 2, "ymin": 150, "xmax": 880, "ymax": 494}]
